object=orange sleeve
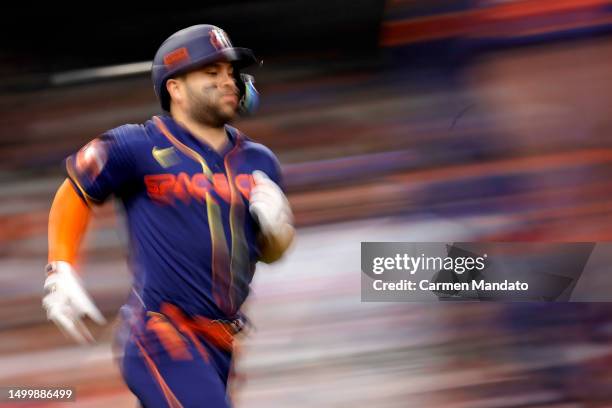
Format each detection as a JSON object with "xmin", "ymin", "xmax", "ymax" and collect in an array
[{"xmin": 48, "ymin": 178, "xmax": 92, "ymax": 264}]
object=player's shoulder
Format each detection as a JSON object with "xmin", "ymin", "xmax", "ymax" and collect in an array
[
  {"xmin": 105, "ymin": 123, "xmax": 146, "ymax": 141},
  {"xmin": 229, "ymin": 125, "xmax": 279, "ymax": 162},
  {"xmin": 229, "ymin": 125, "xmax": 283, "ymax": 184},
  {"xmin": 102, "ymin": 120, "xmax": 157, "ymax": 151}
]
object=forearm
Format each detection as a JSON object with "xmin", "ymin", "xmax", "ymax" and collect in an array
[
  {"xmin": 48, "ymin": 179, "xmax": 92, "ymax": 265},
  {"xmin": 44, "ymin": 179, "xmax": 105, "ymax": 344},
  {"xmin": 258, "ymin": 223, "xmax": 295, "ymax": 264}
]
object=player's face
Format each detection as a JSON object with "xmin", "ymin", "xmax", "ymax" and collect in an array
[{"xmin": 181, "ymin": 62, "xmax": 239, "ymax": 128}]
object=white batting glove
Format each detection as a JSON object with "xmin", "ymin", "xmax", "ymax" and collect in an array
[
  {"xmin": 42, "ymin": 261, "xmax": 106, "ymax": 344},
  {"xmin": 249, "ymin": 171, "xmax": 293, "ymax": 238}
]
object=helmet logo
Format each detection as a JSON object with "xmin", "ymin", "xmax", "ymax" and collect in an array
[
  {"xmin": 210, "ymin": 28, "xmax": 232, "ymax": 50},
  {"xmin": 163, "ymin": 47, "xmax": 191, "ymax": 68}
]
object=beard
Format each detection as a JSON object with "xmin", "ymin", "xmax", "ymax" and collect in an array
[{"xmin": 184, "ymin": 83, "xmax": 237, "ymax": 128}]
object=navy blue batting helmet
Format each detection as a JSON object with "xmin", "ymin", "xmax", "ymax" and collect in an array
[{"xmin": 152, "ymin": 25, "xmax": 258, "ymax": 112}]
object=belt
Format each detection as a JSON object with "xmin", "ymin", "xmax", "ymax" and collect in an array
[{"xmin": 157, "ymin": 303, "xmax": 243, "ymax": 353}]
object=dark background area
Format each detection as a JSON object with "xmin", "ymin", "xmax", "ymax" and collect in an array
[{"xmin": 1, "ymin": 1, "xmax": 385, "ymax": 81}]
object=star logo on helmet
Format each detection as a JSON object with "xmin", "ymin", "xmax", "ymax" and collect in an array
[{"xmin": 210, "ymin": 28, "xmax": 232, "ymax": 50}]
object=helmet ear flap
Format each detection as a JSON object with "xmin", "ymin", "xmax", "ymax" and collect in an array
[{"xmin": 237, "ymin": 73, "xmax": 259, "ymax": 116}]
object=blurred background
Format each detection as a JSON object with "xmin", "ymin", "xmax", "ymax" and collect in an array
[{"xmin": 2, "ymin": 0, "xmax": 612, "ymax": 406}]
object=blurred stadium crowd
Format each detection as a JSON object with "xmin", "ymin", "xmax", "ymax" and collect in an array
[{"xmin": 1, "ymin": 0, "xmax": 612, "ymax": 406}]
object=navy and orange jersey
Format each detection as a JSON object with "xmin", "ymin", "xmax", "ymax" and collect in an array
[{"xmin": 65, "ymin": 115, "xmax": 282, "ymax": 320}]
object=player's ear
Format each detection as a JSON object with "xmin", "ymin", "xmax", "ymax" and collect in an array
[{"xmin": 166, "ymin": 78, "xmax": 184, "ymax": 105}]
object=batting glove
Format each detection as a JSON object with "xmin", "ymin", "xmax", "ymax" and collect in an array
[
  {"xmin": 42, "ymin": 261, "xmax": 106, "ymax": 344},
  {"xmin": 249, "ymin": 171, "xmax": 293, "ymax": 238}
]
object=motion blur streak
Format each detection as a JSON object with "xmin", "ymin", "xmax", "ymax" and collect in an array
[{"xmin": 1, "ymin": 1, "xmax": 612, "ymax": 406}]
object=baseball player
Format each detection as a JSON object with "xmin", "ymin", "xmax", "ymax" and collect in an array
[{"xmin": 43, "ymin": 24, "xmax": 294, "ymax": 407}]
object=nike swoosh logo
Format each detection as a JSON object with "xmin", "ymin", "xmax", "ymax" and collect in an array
[{"xmin": 152, "ymin": 146, "xmax": 180, "ymax": 168}]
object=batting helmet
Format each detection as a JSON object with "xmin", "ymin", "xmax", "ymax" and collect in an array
[{"xmin": 151, "ymin": 24, "xmax": 259, "ymax": 113}]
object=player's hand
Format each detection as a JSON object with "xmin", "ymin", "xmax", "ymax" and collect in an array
[
  {"xmin": 249, "ymin": 171, "xmax": 293, "ymax": 237},
  {"xmin": 42, "ymin": 261, "xmax": 106, "ymax": 344}
]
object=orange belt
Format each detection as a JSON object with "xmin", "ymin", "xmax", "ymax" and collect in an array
[{"xmin": 159, "ymin": 303, "xmax": 239, "ymax": 353}]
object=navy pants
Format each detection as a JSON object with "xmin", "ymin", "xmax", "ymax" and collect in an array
[{"xmin": 121, "ymin": 312, "xmax": 234, "ymax": 408}]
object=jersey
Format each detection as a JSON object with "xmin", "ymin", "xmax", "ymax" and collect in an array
[{"xmin": 65, "ymin": 114, "xmax": 282, "ymax": 320}]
